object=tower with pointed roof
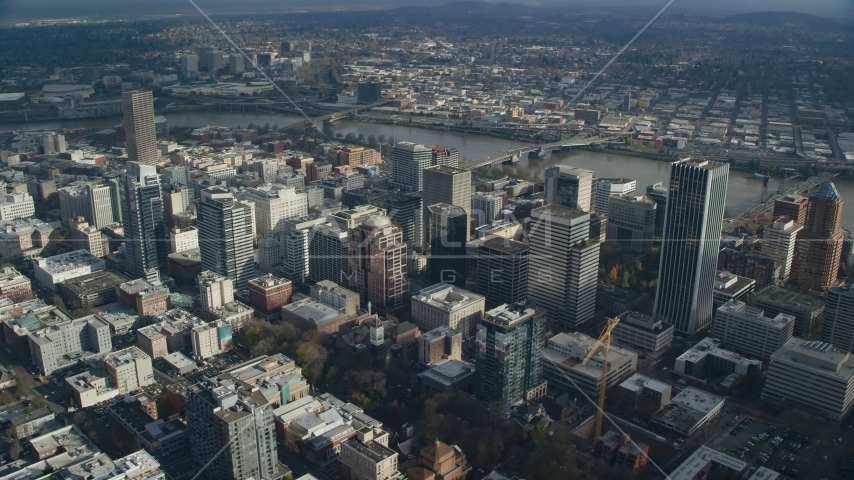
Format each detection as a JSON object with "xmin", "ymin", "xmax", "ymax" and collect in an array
[{"xmin": 790, "ymin": 182, "xmax": 844, "ymax": 292}]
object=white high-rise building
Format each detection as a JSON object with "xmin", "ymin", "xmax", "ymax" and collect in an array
[
  {"xmin": 238, "ymin": 185, "xmax": 308, "ymax": 235},
  {"xmin": 528, "ymin": 205, "xmax": 599, "ymax": 332},
  {"xmin": 471, "ymin": 191, "xmax": 504, "ymax": 227},
  {"xmin": 87, "ymin": 183, "xmax": 115, "ymax": 229},
  {"xmin": 281, "ymin": 216, "xmax": 327, "ymax": 283},
  {"xmin": 713, "ymin": 300, "xmax": 795, "ymax": 358},
  {"xmin": 197, "ymin": 187, "xmax": 255, "ymax": 290},
  {"xmin": 197, "ymin": 270, "xmax": 234, "ymax": 311},
  {"xmin": 180, "ymin": 54, "xmax": 199, "ymax": 79},
  {"xmin": 762, "ymin": 338, "xmax": 854, "ymax": 421},
  {"xmin": 544, "ymin": 165, "xmax": 594, "ymax": 212},
  {"xmin": 593, "ymin": 178, "xmax": 636, "ymax": 214},
  {"xmin": 122, "ymin": 90, "xmax": 158, "ymax": 165},
  {"xmin": 762, "ymin": 218, "xmax": 803, "ymax": 281},
  {"xmin": 0, "ymin": 192, "xmax": 34, "ymax": 221},
  {"xmin": 391, "ymin": 141, "xmax": 432, "ymax": 192}
]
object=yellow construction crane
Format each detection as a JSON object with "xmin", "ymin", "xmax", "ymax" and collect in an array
[{"xmin": 580, "ymin": 316, "xmax": 621, "ymax": 439}]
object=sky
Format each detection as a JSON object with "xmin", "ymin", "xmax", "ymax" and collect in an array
[{"xmin": 0, "ymin": 0, "xmax": 852, "ymax": 23}]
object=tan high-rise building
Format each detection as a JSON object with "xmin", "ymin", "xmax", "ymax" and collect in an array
[
  {"xmin": 790, "ymin": 182, "xmax": 844, "ymax": 291},
  {"xmin": 348, "ymin": 215, "xmax": 409, "ymax": 315},
  {"xmin": 122, "ymin": 90, "xmax": 158, "ymax": 165}
]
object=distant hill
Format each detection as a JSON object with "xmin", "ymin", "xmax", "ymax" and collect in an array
[{"xmin": 721, "ymin": 11, "xmax": 851, "ymax": 29}]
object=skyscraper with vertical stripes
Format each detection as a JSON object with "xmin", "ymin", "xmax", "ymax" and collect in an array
[
  {"xmin": 121, "ymin": 90, "xmax": 158, "ymax": 165},
  {"xmin": 653, "ymin": 159, "xmax": 729, "ymax": 335}
]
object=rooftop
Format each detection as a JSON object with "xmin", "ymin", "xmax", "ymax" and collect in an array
[
  {"xmin": 423, "ymin": 165, "xmax": 468, "ymax": 175},
  {"xmin": 670, "ymin": 387, "xmax": 725, "ymax": 415},
  {"xmin": 418, "ymin": 360, "xmax": 474, "ymax": 385},
  {"xmin": 755, "ymin": 286, "xmax": 824, "ymax": 311},
  {"xmin": 717, "ymin": 300, "xmax": 795, "ymax": 329},
  {"xmin": 344, "ymin": 437, "xmax": 398, "ymax": 463},
  {"xmin": 283, "ymin": 300, "xmax": 343, "ymax": 325},
  {"xmin": 813, "ymin": 182, "xmax": 841, "ymax": 202},
  {"xmin": 61, "ymin": 270, "xmax": 129, "ymax": 295},
  {"xmin": 104, "ymin": 346, "xmax": 151, "ymax": 368},
  {"xmin": 771, "ymin": 337, "xmax": 854, "ymax": 379},
  {"xmin": 531, "ymin": 204, "xmax": 590, "ymax": 225},
  {"xmin": 479, "ymin": 236, "xmax": 528, "ymax": 254},
  {"xmin": 670, "ymin": 446, "xmax": 746, "ymax": 480},
  {"xmin": 677, "ymin": 337, "xmax": 761, "ymax": 367},
  {"xmin": 484, "ymin": 302, "xmax": 539, "ymax": 327},
  {"xmin": 618, "ymin": 373, "xmax": 671, "ymax": 394},
  {"xmin": 714, "ymin": 271, "xmax": 756, "ymax": 295},
  {"xmin": 35, "ymin": 249, "xmax": 105, "ymax": 275},
  {"xmin": 616, "ymin": 310, "xmax": 672, "ymax": 333},
  {"xmin": 163, "ymin": 351, "xmax": 195, "ymax": 371},
  {"xmin": 412, "ymin": 283, "xmax": 484, "ymax": 311}
]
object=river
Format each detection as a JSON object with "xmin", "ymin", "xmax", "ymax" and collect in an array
[{"xmin": 4, "ymin": 111, "xmax": 854, "ymax": 230}]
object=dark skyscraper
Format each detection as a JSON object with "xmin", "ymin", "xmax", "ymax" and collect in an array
[
  {"xmin": 476, "ymin": 237, "xmax": 529, "ymax": 309},
  {"xmin": 653, "ymin": 159, "xmax": 729, "ymax": 335},
  {"xmin": 384, "ymin": 191, "xmax": 423, "ymax": 249},
  {"xmin": 790, "ymin": 182, "xmax": 844, "ymax": 291},
  {"xmin": 119, "ymin": 162, "xmax": 169, "ymax": 283},
  {"xmin": 426, "ymin": 203, "xmax": 467, "ymax": 287},
  {"xmin": 357, "ymin": 82, "xmax": 382, "ymax": 103}
]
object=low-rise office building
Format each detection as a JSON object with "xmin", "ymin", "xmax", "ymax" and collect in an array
[
  {"xmin": 541, "ymin": 332, "xmax": 637, "ymax": 395},
  {"xmin": 66, "ymin": 368, "xmax": 119, "ymax": 408},
  {"xmin": 712, "ymin": 300, "xmax": 795, "ymax": 358},
  {"xmin": 411, "ymin": 283, "xmax": 485, "ymax": 336},
  {"xmin": 248, "ymin": 274, "xmax": 293, "ymax": 321},
  {"xmin": 94, "ymin": 303, "xmax": 144, "ymax": 336},
  {"xmin": 0, "ymin": 266, "xmax": 32, "ymax": 301},
  {"xmin": 10, "ymin": 407, "xmax": 55, "ymax": 439},
  {"xmin": 311, "ymin": 280, "xmax": 360, "ymax": 317},
  {"xmin": 136, "ymin": 324, "xmax": 169, "ymax": 359},
  {"xmin": 60, "ymin": 270, "xmax": 129, "ymax": 309},
  {"xmin": 593, "ymin": 431, "xmax": 649, "ymax": 479},
  {"xmin": 33, "ymin": 249, "xmax": 106, "ymax": 291},
  {"xmin": 417, "ymin": 326, "xmax": 462, "ymax": 366},
  {"xmin": 652, "ymin": 387, "xmax": 725, "ymax": 436},
  {"xmin": 28, "ymin": 314, "xmax": 112, "ymax": 375},
  {"xmin": 281, "ymin": 299, "xmax": 351, "ymax": 335},
  {"xmin": 614, "ymin": 373, "xmax": 672, "ymax": 411},
  {"xmin": 596, "ymin": 284, "xmax": 643, "ymax": 317},
  {"xmin": 103, "ymin": 347, "xmax": 155, "ymax": 394},
  {"xmin": 675, "ymin": 337, "xmax": 761, "ymax": 380},
  {"xmin": 416, "ymin": 359, "xmax": 475, "ymax": 395},
  {"xmin": 108, "ymin": 396, "xmax": 189, "ymax": 464},
  {"xmin": 754, "ymin": 286, "xmax": 825, "ymax": 338},
  {"xmin": 669, "ymin": 446, "xmax": 753, "ymax": 480},
  {"xmin": 117, "ymin": 278, "xmax": 169, "ymax": 316},
  {"xmin": 762, "ymin": 338, "xmax": 854, "ymax": 421},
  {"xmin": 612, "ymin": 311, "xmax": 674, "ymax": 356},
  {"xmin": 339, "ymin": 429, "xmax": 400, "ymax": 480},
  {"xmin": 712, "ymin": 271, "xmax": 755, "ymax": 311}
]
